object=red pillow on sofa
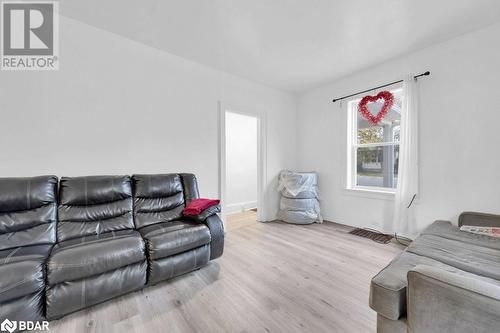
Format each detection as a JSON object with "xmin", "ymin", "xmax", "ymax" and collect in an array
[{"xmin": 183, "ymin": 198, "xmax": 220, "ymax": 216}]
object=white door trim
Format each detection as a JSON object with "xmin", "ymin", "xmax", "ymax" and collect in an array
[{"xmin": 218, "ymin": 101, "xmax": 267, "ymax": 223}]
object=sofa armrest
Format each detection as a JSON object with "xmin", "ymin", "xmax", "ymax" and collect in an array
[
  {"xmin": 204, "ymin": 214, "xmax": 224, "ymax": 260},
  {"xmin": 459, "ymin": 211, "xmax": 500, "ymax": 228},
  {"xmin": 185, "ymin": 205, "xmax": 221, "ymax": 223},
  {"xmin": 407, "ymin": 265, "xmax": 500, "ymax": 333}
]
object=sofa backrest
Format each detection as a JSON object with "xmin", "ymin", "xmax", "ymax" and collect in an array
[
  {"xmin": 132, "ymin": 173, "xmax": 199, "ymax": 229},
  {"xmin": 58, "ymin": 175, "xmax": 134, "ymax": 242},
  {"xmin": 0, "ymin": 176, "xmax": 58, "ymax": 251}
]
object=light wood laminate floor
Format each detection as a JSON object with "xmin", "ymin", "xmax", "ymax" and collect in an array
[{"xmin": 44, "ymin": 211, "xmax": 404, "ymax": 333}]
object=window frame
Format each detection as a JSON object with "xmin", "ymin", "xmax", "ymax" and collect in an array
[{"xmin": 346, "ymin": 87, "xmax": 402, "ymax": 194}]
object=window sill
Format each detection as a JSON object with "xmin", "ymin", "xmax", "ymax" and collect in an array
[{"xmin": 342, "ymin": 187, "xmax": 395, "ymax": 200}]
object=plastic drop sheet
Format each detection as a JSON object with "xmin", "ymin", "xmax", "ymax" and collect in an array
[
  {"xmin": 277, "ymin": 170, "xmax": 322, "ymax": 224},
  {"xmin": 278, "ymin": 171, "xmax": 318, "ymax": 197}
]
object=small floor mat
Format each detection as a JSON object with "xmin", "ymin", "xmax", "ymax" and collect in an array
[{"xmin": 348, "ymin": 228, "xmax": 393, "ymax": 244}]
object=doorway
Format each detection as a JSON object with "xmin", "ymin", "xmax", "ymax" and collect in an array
[{"xmin": 218, "ymin": 102, "xmax": 266, "ymax": 227}]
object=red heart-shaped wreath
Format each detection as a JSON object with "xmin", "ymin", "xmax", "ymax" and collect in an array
[{"xmin": 358, "ymin": 91, "xmax": 394, "ymax": 125}]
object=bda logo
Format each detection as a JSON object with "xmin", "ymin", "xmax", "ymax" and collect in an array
[
  {"xmin": 1, "ymin": 1, "xmax": 59, "ymax": 70},
  {"xmin": 0, "ymin": 318, "xmax": 49, "ymax": 332},
  {"xmin": 0, "ymin": 319, "xmax": 17, "ymax": 333}
]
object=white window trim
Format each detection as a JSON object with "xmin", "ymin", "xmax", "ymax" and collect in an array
[
  {"xmin": 342, "ymin": 187, "xmax": 395, "ymax": 201},
  {"xmin": 345, "ymin": 88, "xmax": 402, "ymax": 195}
]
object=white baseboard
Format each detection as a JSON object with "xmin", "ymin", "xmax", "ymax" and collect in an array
[{"xmin": 225, "ymin": 201, "xmax": 257, "ymax": 214}]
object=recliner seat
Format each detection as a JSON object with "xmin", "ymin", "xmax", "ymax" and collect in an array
[
  {"xmin": 0, "ymin": 176, "xmax": 58, "ymax": 324},
  {"xmin": 45, "ymin": 176, "xmax": 147, "ymax": 319},
  {"xmin": 132, "ymin": 174, "xmax": 213, "ymax": 284}
]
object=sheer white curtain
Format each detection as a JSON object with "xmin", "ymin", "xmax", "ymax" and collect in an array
[{"xmin": 393, "ymin": 75, "xmax": 419, "ymax": 237}]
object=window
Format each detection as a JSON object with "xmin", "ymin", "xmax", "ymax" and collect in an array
[{"xmin": 347, "ymin": 88, "xmax": 402, "ymax": 192}]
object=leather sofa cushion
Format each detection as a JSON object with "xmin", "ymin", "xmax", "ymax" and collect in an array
[
  {"xmin": 0, "ymin": 176, "xmax": 57, "ymax": 250},
  {"xmin": 0, "ymin": 245, "xmax": 52, "ymax": 303},
  {"xmin": 0, "ymin": 176, "xmax": 57, "ymax": 212},
  {"xmin": 0, "ymin": 291, "xmax": 45, "ymax": 323},
  {"xmin": 140, "ymin": 220, "xmax": 211, "ymax": 259},
  {"xmin": 134, "ymin": 174, "xmax": 183, "ymax": 198},
  {"xmin": 58, "ymin": 176, "xmax": 134, "ymax": 241},
  {"xmin": 59, "ymin": 175, "xmax": 132, "ymax": 205},
  {"xmin": 134, "ymin": 205, "xmax": 185, "ymax": 230},
  {"xmin": 57, "ymin": 200, "xmax": 134, "ymax": 242},
  {"xmin": 149, "ymin": 244, "xmax": 210, "ymax": 284},
  {"xmin": 0, "ymin": 222, "xmax": 56, "ymax": 252},
  {"xmin": 46, "ymin": 261, "xmax": 147, "ymax": 320},
  {"xmin": 47, "ymin": 230, "xmax": 145, "ymax": 285},
  {"xmin": 0, "ymin": 204, "xmax": 56, "ymax": 235},
  {"xmin": 133, "ymin": 174, "xmax": 186, "ymax": 229}
]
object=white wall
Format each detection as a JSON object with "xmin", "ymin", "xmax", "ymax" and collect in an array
[
  {"xmin": 0, "ymin": 16, "xmax": 297, "ymax": 221},
  {"xmin": 225, "ymin": 112, "xmax": 258, "ymax": 213},
  {"xmin": 297, "ymin": 22, "xmax": 500, "ymax": 236}
]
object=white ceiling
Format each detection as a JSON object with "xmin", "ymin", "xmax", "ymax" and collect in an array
[{"xmin": 61, "ymin": 0, "xmax": 500, "ymax": 92}]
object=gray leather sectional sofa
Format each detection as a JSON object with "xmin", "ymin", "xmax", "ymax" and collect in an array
[
  {"xmin": 0, "ymin": 174, "xmax": 224, "ymax": 323},
  {"xmin": 370, "ymin": 212, "xmax": 500, "ymax": 333}
]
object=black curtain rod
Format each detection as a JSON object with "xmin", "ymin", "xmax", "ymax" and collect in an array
[{"xmin": 331, "ymin": 71, "xmax": 430, "ymax": 103}]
